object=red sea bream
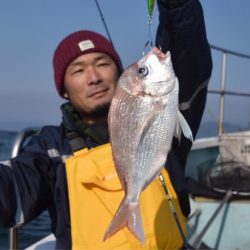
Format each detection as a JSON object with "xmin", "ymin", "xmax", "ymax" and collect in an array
[{"xmin": 104, "ymin": 47, "xmax": 193, "ymax": 243}]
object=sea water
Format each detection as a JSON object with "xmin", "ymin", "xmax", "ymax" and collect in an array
[{"xmin": 0, "ymin": 130, "xmax": 51, "ymax": 250}]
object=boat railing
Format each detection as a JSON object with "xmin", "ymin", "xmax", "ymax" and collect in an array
[
  {"xmin": 208, "ymin": 45, "xmax": 250, "ymax": 136},
  {"xmin": 9, "ymin": 127, "xmax": 41, "ymax": 250}
]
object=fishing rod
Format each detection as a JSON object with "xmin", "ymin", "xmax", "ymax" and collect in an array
[
  {"xmin": 94, "ymin": 0, "xmax": 114, "ymax": 47},
  {"xmin": 159, "ymin": 174, "xmax": 190, "ymax": 249}
]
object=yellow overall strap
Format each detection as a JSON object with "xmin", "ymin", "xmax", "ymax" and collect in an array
[{"xmin": 65, "ymin": 143, "xmax": 186, "ymax": 249}]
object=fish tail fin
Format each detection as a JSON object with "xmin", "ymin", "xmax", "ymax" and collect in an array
[{"xmin": 103, "ymin": 199, "xmax": 145, "ymax": 244}]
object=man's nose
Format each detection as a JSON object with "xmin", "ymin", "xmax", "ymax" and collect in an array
[{"xmin": 87, "ymin": 67, "xmax": 101, "ymax": 85}]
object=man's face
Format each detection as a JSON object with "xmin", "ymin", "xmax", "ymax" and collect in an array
[{"xmin": 64, "ymin": 52, "xmax": 120, "ymax": 117}]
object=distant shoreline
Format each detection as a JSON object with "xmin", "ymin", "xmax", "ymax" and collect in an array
[{"xmin": 0, "ymin": 121, "xmax": 248, "ymax": 138}]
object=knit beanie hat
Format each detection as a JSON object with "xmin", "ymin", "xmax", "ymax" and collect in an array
[{"xmin": 53, "ymin": 30, "xmax": 123, "ymax": 98}]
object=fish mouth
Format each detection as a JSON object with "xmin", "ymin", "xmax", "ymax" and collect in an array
[{"xmin": 151, "ymin": 47, "xmax": 167, "ymax": 60}]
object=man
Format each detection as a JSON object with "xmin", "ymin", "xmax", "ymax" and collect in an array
[{"xmin": 0, "ymin": 0, "xmax": 212, "ymax": 249}]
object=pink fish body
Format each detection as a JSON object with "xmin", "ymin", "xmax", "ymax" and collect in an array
[{"xmin": 104, "ymin": 47, "xmax": 193, "ymax": 243}]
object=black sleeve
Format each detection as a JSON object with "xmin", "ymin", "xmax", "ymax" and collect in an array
[
  {"xmin": 156, "ymin": 0, "xmax": 212, "ymax": 162},
  {"xmin": 0, "ymin": 162, "xmax": 18, "ymax": 227},
  {"xmin": 0, "ymin": 132, "xmax": 53, "ymax": 228},
  {"xmin": 156, "ymin": 0, "xmax": 213, "ymax": 216},
  {"xmin": 158, "ymin": 0, "xmax": 191, "ymax": 10}
]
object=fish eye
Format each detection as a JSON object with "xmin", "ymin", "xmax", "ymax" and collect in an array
[{"xmin": 137, "ymin": 65, "xmax": 149, "ymax": 78}]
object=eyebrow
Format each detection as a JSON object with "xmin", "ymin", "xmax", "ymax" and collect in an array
[
  {"xmin": 69, "ymin": 54, "xmax": 111, "ymax": 68},
  {"xmin": 68, "ymin": 61, "xmax": 84, "ymax": 68}
]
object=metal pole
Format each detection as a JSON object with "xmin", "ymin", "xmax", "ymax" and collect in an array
[
  {"xmin": 9, "ymin": 128, "xmax": 40, "ymax": 250},
  {"xmin": 218, "ymin": 52, "xmax": 227, "ymax": 136},
  {"xmin": 9, "ymin": 229, "xmax": 18, "ymax": 250},
  {"xmin": 190, "ymin": 190, "xmax": 233, "ymax": 249}
]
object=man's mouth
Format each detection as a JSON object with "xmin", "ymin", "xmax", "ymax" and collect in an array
[{"xmin": 88, "ymin": 87, "xmax": 109, "ymax": 98}]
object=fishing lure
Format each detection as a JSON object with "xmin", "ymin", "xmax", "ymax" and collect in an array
[{"xmin": 147, "ymin": 0, "xmax": 155, "ymax": 21}]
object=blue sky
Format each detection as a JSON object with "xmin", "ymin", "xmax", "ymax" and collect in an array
[{"xmin": 0, "ymin": 0, "xmax": 249, "ymax": 131}]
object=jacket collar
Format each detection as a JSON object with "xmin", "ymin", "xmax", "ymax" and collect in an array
[{"xmin": 61, "ymin": 102, "xmax": 109, "ymax": 146}]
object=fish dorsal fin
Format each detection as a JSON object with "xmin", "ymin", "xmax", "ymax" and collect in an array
[{"xmin": 175, "ymin": 111, "xmax": 193, "ymax": 142}]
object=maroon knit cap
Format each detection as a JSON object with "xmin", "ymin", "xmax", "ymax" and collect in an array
[{"xmin": 53, "ymin": 30, "xmax": 123, "ymax": 98}]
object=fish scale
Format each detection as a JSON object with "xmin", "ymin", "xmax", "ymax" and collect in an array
[{"xmin": 104, "ymin": 47, "xmax": 193, "ymax": 243}]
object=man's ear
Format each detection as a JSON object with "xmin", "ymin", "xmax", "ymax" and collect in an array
[{"xmin": 63, "ymin": 92, "xmax": 69, "ymax": 99}]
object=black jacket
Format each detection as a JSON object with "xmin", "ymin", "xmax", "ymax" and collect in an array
[{"xmin": 0, "ymin": 0, "xmax": 212, "ymax": 249}]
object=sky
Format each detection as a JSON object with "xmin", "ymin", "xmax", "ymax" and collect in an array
[{"xmin": 0, "ymin": 0, "xmax": 249, "ymax": 131}]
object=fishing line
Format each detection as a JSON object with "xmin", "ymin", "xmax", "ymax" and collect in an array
[{"xmin": 143, "ymin": 0, "xmax": 156, "ymax": 55}]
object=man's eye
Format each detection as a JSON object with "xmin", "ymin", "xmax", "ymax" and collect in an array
[
  {"xmin": 73, "ymin": 68, "xmax": 84, "ymax": 74},
  {"xmin": 137, "ymin": 65, "xmax": 149, "ymax": 78},
  {"xmin": 98, "ymin": 62, "xmax": 109, "ymax": 67}
]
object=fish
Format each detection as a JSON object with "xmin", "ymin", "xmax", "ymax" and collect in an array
[{"xmin": 104, "ymin": 47, "xmax": 193, "ymax": 244}]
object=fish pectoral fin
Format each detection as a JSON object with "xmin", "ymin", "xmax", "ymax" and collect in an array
[
  {"xmin": 103, "ymin": 199, "xmax": 145, "ymax": 244},
  {"xmin": 174, "ymin": 114, "xmax": 182, "ymax": 142},
  {"xmin": 175, "ymin": 111, "xmax": 193, "ymax": 142}
]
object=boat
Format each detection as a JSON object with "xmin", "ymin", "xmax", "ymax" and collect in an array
[
  {"xmin": 184, "ymin": 45, "xmax": 250, "ymax": 249},
  {"xmin": 186, "ymin": 130, "xmax": 250, "ymax": 249},
  {"xmin": 4, "ymin": 44, "xmax": 250, "ymax": 249}
]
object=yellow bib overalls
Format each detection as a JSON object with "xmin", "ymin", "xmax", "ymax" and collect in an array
[{"xmin": 65, "ymin": 143, "xmax": 186, "ymax": 249}]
